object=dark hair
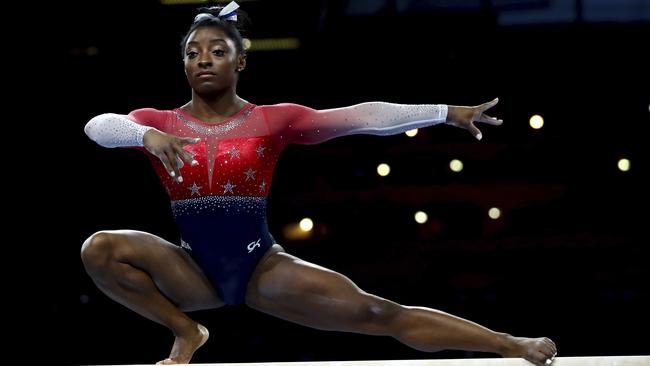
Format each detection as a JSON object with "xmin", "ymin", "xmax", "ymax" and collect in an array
[{"xmin": 180, "ymin": 5, "xmax": 250, "ymax": 58}]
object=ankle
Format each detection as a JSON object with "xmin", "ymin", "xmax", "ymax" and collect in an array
[
  {"xmin": 494, "ymin": 332, "xmax": 516, "ymax": 356},
  {"xmin": 171, "ymin": 318, "xmax": 199, "ymax": 337}
]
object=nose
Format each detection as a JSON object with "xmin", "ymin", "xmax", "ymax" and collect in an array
[
  {"xmin": 198, "ymin": 59, "xmax": 212, "ymax": 68},
  {"xmin": 197, "ymin": 52, "xmax": 213, "ymax": 68}
]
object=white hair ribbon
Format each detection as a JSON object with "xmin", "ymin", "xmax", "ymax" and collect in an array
[
  {"xmin": 193, "ymin": 1, "xmax": 239, "ymax": 23},
  {"xmin": 218, "ymin": 1, "xmax": 239, "ymax": 21}
]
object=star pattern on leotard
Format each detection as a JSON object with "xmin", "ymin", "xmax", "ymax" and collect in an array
[
  {"xmin": 244, "ymin": 167, "xmax": 256, "ymax": 181},
  {"xmin": 256, "ymin": 144, "xmax": 266, "ymax": 158},
  {"xmin": 229, "ymin": 146, "xmax": 241, "ymax": 159},
  {"xmin": 188, "ymin": 182, "xmax": 202, "ymax": 196},
  {"xmin": 180, "ymin": 239, "xmax": 192, "ymax": 250},
  {"xmin": 222, "ymin": 180, "xmax": 236, "ymax": 194},
  {"xmin": 259, "ymin": 179, "xmax": 267, "ymax": 192}
]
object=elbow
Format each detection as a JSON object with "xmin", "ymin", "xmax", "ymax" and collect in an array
[
  {"xmin": 85, "ymin": 113, "xmax": 119, "ymax": 147},
  {"xmin": 84, "ymin": 113, "xmax": 112, "ymax": 141},
  {"xmin": 83, "ymin": 118, "xmax": 95, "ymax": 139},
  {"xmin": 84, "ymin": 114, "xmax": 102, "ymax": 139}
]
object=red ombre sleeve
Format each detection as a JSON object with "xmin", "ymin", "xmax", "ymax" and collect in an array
[
  {"xmin": 261, "ymin": 102, "xmax": 448, "ymax": 148},
  {"xmin": 127, "ymin": 108, "xmax": 170, "ymax": 131}
]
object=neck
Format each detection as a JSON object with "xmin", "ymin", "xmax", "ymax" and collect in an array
[{"xmin": 186, "ymin": 85, "xmax": 247, "ymax": 120}]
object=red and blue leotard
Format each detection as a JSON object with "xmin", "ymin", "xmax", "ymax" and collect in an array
[{"xmin": 87, "ymin": 102, "xmax": 448, "ymax": 304}]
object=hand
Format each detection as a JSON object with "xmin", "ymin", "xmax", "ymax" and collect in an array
[
  {"xmin": 142, "ymin": 129, "xmax": 200, "ymax": 182},
  {"xmin": 446, "ymin": 98, "xmax": 503, "ymax": 140}
]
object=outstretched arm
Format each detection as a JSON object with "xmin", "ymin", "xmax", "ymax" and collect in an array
[
  {"xmin": 84, "ymin": 110, "xmax": 199, "ymax": 181},
  {"xmin": 265, "ymin": 98, "xmax": 502, "ymax": 146}
]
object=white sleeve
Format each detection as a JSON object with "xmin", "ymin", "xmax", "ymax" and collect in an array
[
  {"xmin": 84, "ymin": 113, "xmax": 154, "ymax": 148},
  {"xmin": 315, "ymin": 102, "xmax": 448, "ymax": 136}
]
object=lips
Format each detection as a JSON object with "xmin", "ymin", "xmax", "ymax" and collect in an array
[{"xmin": 196, "ymin": 71, "xmax": 217, "ymax": 78}]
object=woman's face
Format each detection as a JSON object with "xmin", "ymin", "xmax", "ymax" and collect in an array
[{"xmin": 183, "ymin": 26, "xmax": 245, "ymax": 95}]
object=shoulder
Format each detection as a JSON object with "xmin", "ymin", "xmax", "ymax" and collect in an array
[
  {"xmin": 127, "ymin": 107, "xmax": 169, "ymax": 119},
  {"xmin": 257, "ymin": 103, "xmax": 315, "ymax": 116},
  {"xmin": 127, "ymin": 107, "xmax": 174, "ymax": 124}
]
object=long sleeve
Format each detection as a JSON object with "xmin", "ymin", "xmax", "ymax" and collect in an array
[
  {"xmin": 84, "ymin": 113, "xmax": 153, "ymax": 148},
  {"xmin": 262, "ymin": 102, "xmax": 448, "ymax": 147},
  {"xmin": 84, "ymin": 108, "xmax": 167, "ymax": 148}
]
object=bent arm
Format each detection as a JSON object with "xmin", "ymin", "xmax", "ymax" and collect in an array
[
  {"xmin": 268, "ymin": 102, "xmax": 447, "ymax": 145},
  {"xmin": 84, "ymin": 113, "xmax": 154, "ymax": 148}
]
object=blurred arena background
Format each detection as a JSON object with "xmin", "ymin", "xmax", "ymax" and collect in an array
[{"xmin": 44, "ymin": 0, "xmax": 649, "ymax": 364}]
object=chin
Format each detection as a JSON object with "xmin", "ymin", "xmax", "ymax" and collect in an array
[{"xmin": 193, "ymin": 84, "xmax": 223, "ymax": 95}]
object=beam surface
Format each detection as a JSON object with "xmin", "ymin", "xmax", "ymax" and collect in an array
[{"xmin": 115, "ymin": 356, "xmax": 649, "ymax": 366}]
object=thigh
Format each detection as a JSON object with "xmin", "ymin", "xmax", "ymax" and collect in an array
[
  {"xmin": 245, "ymin": 249, "xmax": 393, "ymax": 334},
  {"xmin": 107, "ymin": 229, "xmax": 225, "ymax": 311}
]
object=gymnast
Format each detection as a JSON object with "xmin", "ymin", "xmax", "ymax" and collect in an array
[{"xmin": 82, "ymin": 2, "xmax": 557, "ymax": 365}]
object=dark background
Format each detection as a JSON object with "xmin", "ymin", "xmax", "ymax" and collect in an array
[{"xmin": 44, "ymin": 0, "xmax": 649, "ymax": 365}]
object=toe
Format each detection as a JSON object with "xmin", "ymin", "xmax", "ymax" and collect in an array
[{"xmin": 529, "ymin": 350, "xmax": 551, "ymax": 366}]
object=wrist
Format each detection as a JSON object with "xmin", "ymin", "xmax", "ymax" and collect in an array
[
  {"xmin": 445, "ymin": 105, "xmax": 458, "ymax": 124},
  {"xmin": 141, "ymin": 127, "xmax": 158, "ymax": 148}
]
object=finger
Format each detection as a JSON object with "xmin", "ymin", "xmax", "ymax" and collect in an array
[
  {"xmin": 157, "ymin": 152, "xmax": 176, "ymax": 178},
  {"xmin": 180, "ymin": 137, "xmax": 201, "ymax": 146},
  {"xmin": 174, "ymin": 145, "xmax": 198, "ymax": 166},
  {"xmin": 165, "ymin": 150, "xmax": 183, "ymax": 183},
  {"xmin": 480, "ymin": 97, "xmax": 499, "ymax": 112},
  {"xmin": 467, "ymin": 123, "xmax": 483, "ymax": 140},
  {"xmin": 478, "ymin": 113, "xmax": 503, "ymax": 125}
]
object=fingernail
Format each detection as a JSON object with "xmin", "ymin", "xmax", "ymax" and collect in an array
[
  {"xmin": 191, "ymin": 160, "xmax": 199, "ymax": 166},
  {"xmin": 170, "ymin": 171, "xmax": 175, "ymax": 177},
  {"xmin": 476, "ymin": 133, "xmax": 483, "ymax": 140},
  {"xmin": 177, "ymin": 176, "xmax": 183, "ymax": 183},
  {"xmin": 194, "ymin": 138, "xmax": 201, "ymax": 142}
]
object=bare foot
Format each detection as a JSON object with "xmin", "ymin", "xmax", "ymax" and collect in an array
[
  {"xmin": 156, "ymin": 323, "xmax": 209, "ymax": 365},
  {"xmin": 500, "ymin": 334, "xmax": 557, "ymax": 366}
]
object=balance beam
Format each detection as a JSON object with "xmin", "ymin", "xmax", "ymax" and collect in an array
[{"xmin": 119, "ymin": 356, "xmax": 648, "ymax": 366}]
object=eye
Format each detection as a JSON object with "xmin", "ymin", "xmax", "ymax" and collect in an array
[
  {"xmin": 213, "ymin": 49, "xmax": 226, "ymax": 57},
  {"xmin": 186, "ymin": 51, "xmax": 198, "ymax": 59}
]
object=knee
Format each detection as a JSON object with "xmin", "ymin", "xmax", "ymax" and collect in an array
[
  {"xmin": 355, "ymin": 296, "xmax": 401, "ymax": 328},
  {"xmin": 80, "ymin": 231, "xmax": 121, "ymax": 272}
]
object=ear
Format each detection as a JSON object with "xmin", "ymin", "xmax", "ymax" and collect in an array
[{"xmin": 237, "ymin": 53, "xmax": 247, "ymax": 72}]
